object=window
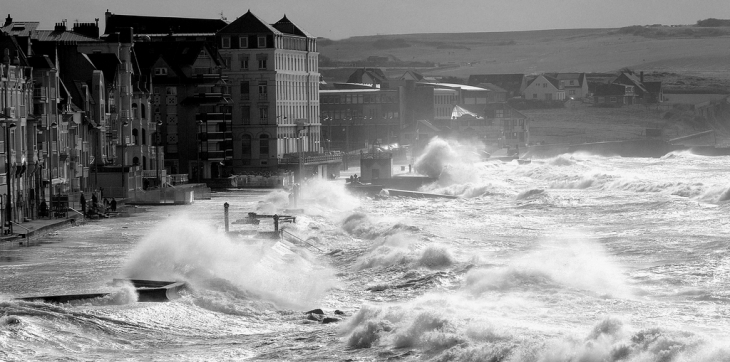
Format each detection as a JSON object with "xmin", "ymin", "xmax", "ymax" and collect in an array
[
  {"xmin": 496, "ymin": 109, "xmax": 504, "ymax": 118},
  {"xmin": 543, "ymin": 83, "xmax": 547, "ymax": 88},
  {"xmin": 242, "ymin": 135, "xmax": 251, "ymax": 155},
  {"xmin": 240, "ymin": 81, "xmax": 249, "ymax": 100},
  {"xmin": 222, "ymin": 56, "xmax": 231, "ymax": 68},
  {"xmin": 259, "ymin": 107, "xmax": 268, "ymax": 123},
  {"xmin": 241, "ymin": 106, "xmax": 250, "ymax": 124},
  {"xmin": 610, "ymin": 97, "xmax": 617, "ymax": 103},
  {"xmin": 258, "ymin": 36, "xmax": 266, "ymax": 48},
  {"xmin": 258, "ymin": 58, "xmax": 267, "ymax": 70},
  {"xmin": 154, "ymin": 68, "xmax": 167, "ymax": 76},
  {"xmin": 569, "ymin": 90, "xmax": 575, "ymax": 95},
  {"xmin": 259, "ymin": 134, "xmax": 269, "ymax": 155},
  {"xmin": 222, "ymin": 36, "xmax": 230, "ymax": 48},
  {"xmin": 166, "ymin": 87, "xmax": 177, "ymax": 95},
  {"xmin": 239, "ymin": 36, "xmax": 248, "ymax": 48},
  {"xmin": 258, "ymin": 81, "xmax": 267, "ymax": 100},
  {"xmin": 240, "ymin": 56, "xmax": 249, "ymax": 70}
]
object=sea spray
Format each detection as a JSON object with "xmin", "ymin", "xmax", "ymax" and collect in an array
[
  {"xmin": 122, "ymin": 215, "xmax": 337, "ymax": 310},
  {"xmin": 414, "ymin": 137, "xmax": 484, "ymax": 183},
  {"xmin": 465, "ymin": 229, "xmax": 631, "ymax": 298}
]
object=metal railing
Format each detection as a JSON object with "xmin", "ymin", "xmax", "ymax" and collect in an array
[{"xmin": 278, "ymin": 154, "xmax": 343, "ymax": 164}]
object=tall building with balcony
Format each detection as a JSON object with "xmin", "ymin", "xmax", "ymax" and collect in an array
[{"xmin": 216, "ymin": 12, "xmax": 324, "ymax": 177}]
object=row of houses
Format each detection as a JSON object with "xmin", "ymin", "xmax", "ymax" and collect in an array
[{"xmin": 466, "ymin": 71, "xmax": 663, "ymax": 105}]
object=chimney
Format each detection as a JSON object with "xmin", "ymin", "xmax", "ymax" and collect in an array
[
  {"xmin": 4, "ymin": 14, "xmax": 12, "ymax": 27},
  {"xmin": 73, "ymin": 21, "xmax": 100, "ymax": 38},
  {"xmin": 54, "ymin": 21, "xmax": 67, "ymax": 32},
  {"xmin": 640, "ymin": 71, "xmax": 644, "ymax": 83}
]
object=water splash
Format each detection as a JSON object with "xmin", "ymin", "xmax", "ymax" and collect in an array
[{"xmin": 122, "ymin": 215, "xmax": 337, "ymax": 310}]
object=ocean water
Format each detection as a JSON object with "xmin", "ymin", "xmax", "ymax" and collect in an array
[{"xmin": 2, "ymin": 138, "xmax": 730, "ymax": 361}]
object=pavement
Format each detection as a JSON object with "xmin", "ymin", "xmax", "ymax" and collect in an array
[{"xmin": 0, "ymin": 215, "xmax": 82, "ymax": 243}]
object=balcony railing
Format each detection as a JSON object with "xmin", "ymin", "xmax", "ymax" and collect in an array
[{"xmin": 279, "ymin": 154, "xmax": 343, "ymax": 164}]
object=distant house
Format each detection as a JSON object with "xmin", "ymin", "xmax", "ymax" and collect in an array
[
  {"xmin": 399, "ymin": 70, "xmax": 425, "ymax": 82},
  {"xmin": 545, "ymin": 73, "xmax": 589, "ymax": 99},
  {"xmin": 593, "ymin": 83, "xmax": 638, "ymax": 106},
  {"xmin": 483, "ymin": 103, "xmax": 529, "ymax": 147},
  {"xmin": 522, "ymin": 75, "xmax": 566, "ymax": 101},
  {"xmin": 347, "ymin": 68, "xmax": 388, "ymax": 87},
  {"xmin": 612, "ymin": 72, "xmax": 662, "ymax": 103},
  {"xmin": 467, "ymin": 74, "xmax": 526, "ymax": 98}
]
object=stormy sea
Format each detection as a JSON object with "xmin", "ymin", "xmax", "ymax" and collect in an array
[{"xmin": 2, "ymin": 137, "xmax": 730, "ymax": 361}]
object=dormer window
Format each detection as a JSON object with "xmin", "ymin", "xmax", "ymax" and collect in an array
[
  {"xmin": 239, "ymin": 36, "xmax": 248, "ymax": 48},
  {"xmin": 222, "ymin": 36, "xmax": 231, "ymax": 48},
  {"xmin": 258, "ymin": 36, "xmax": 266, "ymax": 48},
  {"xmin": 154, "ymin": 68, "xmax": 168, "ymax": 76}
]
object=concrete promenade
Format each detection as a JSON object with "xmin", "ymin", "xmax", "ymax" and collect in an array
[{"xmin": 0, "ymin": 216, "xmax": 82, "ymax": 244}]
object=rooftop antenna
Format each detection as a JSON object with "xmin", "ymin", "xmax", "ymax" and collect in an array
[{"xmin": 219, "ymin": 11, "xmax": 227, "ymax": 21}]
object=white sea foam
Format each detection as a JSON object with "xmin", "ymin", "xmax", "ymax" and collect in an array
[{"xmin": 122, "ymin": 215, "xmax": 338, "ymax": 310}]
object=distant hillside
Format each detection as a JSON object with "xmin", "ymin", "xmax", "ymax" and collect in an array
[{"xmin": 318, "ymin": 27, "xmax": 730, "ymax": 81}]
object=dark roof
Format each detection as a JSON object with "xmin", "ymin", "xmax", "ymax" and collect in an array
[
  {"xmin": 272, "ymin": 15, "xmax": 312, "ymax": 38},
  {"xmin": 545, "ymin": 72, "xmax": 586, "ymax": 87},
  {"xmin": 86, "ymin": 53, "xmax": 121, "ymax": 86},
  {"xmin": 477, "ymin": 83, "xmax": 507, "ymax": 93},
  {"xmin": 613, "ymin": 73, "xmax": 648, "ymax": 93},
  {"xmin": 528, "ymin": 75, "xmax": 562, "ymax": 89},
  {"xmin": 400, "ymin": 70, "xmax": 424, "ymax": 81},
  {"xmin": 104, "ymin": 13, "xmax": 228, "ymax": 36},
  {"xmin": 33, "ymin": 30, "xmax": 100, "ymax": 43},
  {"xmin": 0, "ymin": 21, "xmax": 39, "ymax": 37},
  {"xmin": 467, "ymin": 74, "xmax": 524, "ymax": 94},
  {"xmin": 133, "ymin": 41, "xmax": 223, "ymax": 80},
  {"xmin": 0, "ymin": 33, "xmax": 29, "ymax": 66},
  {"xmin": 347, "ymin": 68, "xmax": 388, "ymax": 84},
  {"xmin": 28, "ymin": 54, "xmax": 55, "ymax": 69},
  {"xmin": 544, "ymin": 75, "xmax": 562, "ymax": 89},
  {"xmin": 218, "ymin": 10, "xmax": 281, "ymax": 35}
]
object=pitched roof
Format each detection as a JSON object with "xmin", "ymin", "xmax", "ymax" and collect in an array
[
  {"xmin": 272, "ymin": 15, "xmax": 312, "ymax": 38},
  {"xmin": 400, "ymin": 70, "xmax": 424, "ymax": 81},
  {"xmin": 451, "ymin": 105, "xmax": 482, "ymax": 119},
  {"xmin": 104, "ymin": 13, "xmax": 227, "ymax": 36},
  {"xmin": 347, "ymin": 68, "xmax": 388, "ymax": 84},
  {"xmin": 467, "ymin": 74, "xmax": 524, "ymax": 94},
  {"xmin": 0, "ymin": 21, "xmax": 39, "ymax": 37},
  {"xmin": 527, "ymin": 75, "xmax": 562, "ymax": 90},
  {"xmin": 33, "ymin": 30, "xmax": 100, "ymax": 43},
  {"xmin": 218, "ymin": 10, "xmax": 281, "ymax": 35},
  {"xmin": 476, "ymin": 83, "xmax": 507, "ymax": 93},
  {"xmin": 133, "ymin": 41, "xmax": 222, "ymax": 79},
  {"xmin": 545, "ymin": 72, "xmax": 586, "ymax": 87},
  {"xmin": 613, "ymin": 72, "xmax": 648, "ymax": 93},
  {"xmin": 0, "ymin": 33, "xmax": 29, "ymax": 66}
]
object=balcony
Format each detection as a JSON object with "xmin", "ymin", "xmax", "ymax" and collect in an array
[{"xmin": 258, "ymin": 93, "xmax": 268, "ymax": 101}]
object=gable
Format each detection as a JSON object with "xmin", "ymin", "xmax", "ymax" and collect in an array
[{"xmin": 218, "ymin": 11, "xmax": 281, "ymax": 35}]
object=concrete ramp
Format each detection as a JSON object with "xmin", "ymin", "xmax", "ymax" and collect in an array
[{"xmin": 16, "ymin": 279, "xmax": 187, "ymax": 304}]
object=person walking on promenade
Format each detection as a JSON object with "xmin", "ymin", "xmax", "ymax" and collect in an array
[
  {"xmin": 80, "ymin": 194, "xmax": 86, "ymax": 216},
  {"xmin": 111, "ymin": 198, "xmax": 117, "ymax": 212}
]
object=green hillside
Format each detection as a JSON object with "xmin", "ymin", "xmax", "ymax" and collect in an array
[{"xmin": 319, "ymin": 27, "xmax": 730, "ymax": 81}]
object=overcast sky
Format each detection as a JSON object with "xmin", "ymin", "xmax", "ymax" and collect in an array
[{"xmin": 3, "ymin": 0, "xmax": 729, "ymax": 39}]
